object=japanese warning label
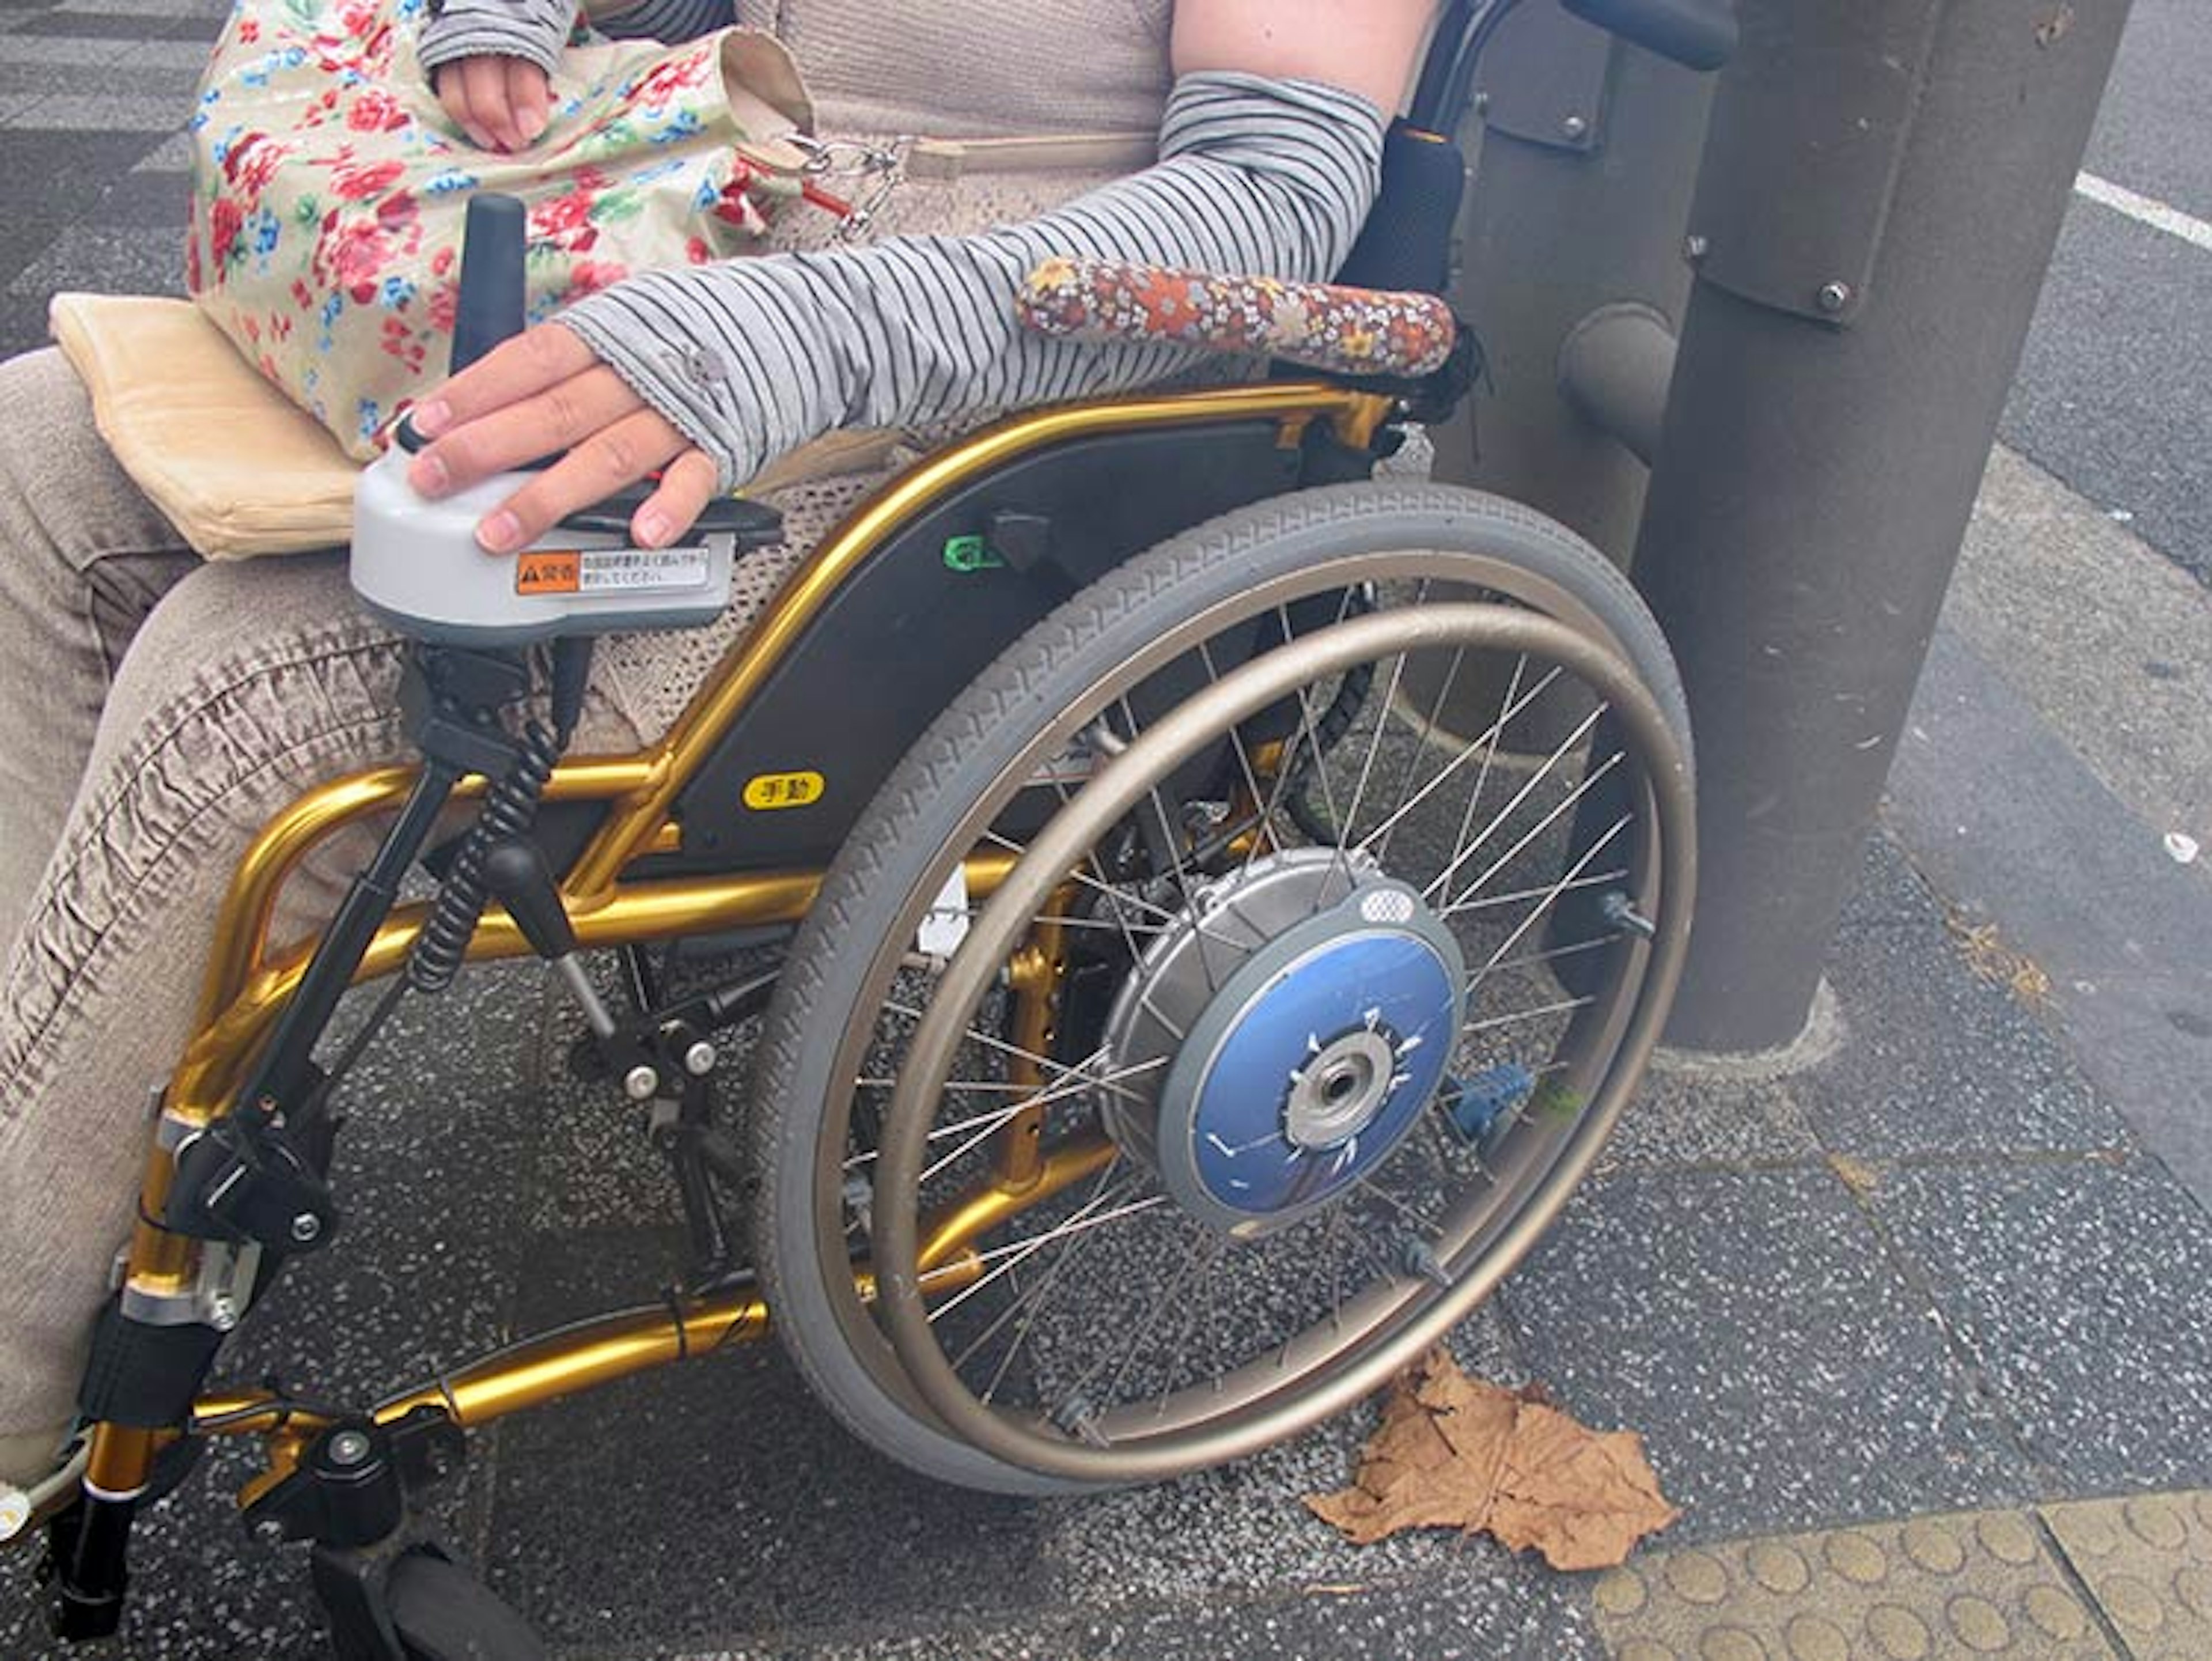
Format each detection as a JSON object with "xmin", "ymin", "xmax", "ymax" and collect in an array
[{"xmin": 516, "ymin": 546, "xmax": 711, "ymax": 596}]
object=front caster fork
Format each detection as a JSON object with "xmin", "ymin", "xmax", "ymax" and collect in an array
[
  {"xmin": 242, "ymin": 1409, "xmax": 520, "ymax": 1661},
  {"xmin": 42, "ymin": 1410, "xmax": 482, "ymax": 1655}
]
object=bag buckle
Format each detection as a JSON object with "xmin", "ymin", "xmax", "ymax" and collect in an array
[{"xmin": 780, "ymin": 134, "xmax": 907, "ymax": 240}]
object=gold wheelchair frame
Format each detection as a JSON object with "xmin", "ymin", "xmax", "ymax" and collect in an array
[{"xmin": 83, "ymin": 379, "xmax": 1407, "ymax": 1513}]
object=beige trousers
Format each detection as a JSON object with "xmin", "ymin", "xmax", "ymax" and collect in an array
[{"xmin": 0, "ymin": 349, "xmax": 653, "ymax": 1461}]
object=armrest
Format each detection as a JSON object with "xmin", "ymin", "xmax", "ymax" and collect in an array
[{"xmin": 1016, "ymin": 256, "xmax": 1457, "ymax": 381}]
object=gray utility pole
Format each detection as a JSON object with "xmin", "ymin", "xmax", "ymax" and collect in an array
[
  {"xmin": 1437, "ymin": 2, "xmax": 1717, "ymax": 566},
  {"xmin": 1633, "ymin": 0, "xmax": 2132, "ymax": 1050},
  {"xmin": 1419, "ymin": 3, "xmax": 1715, "ymax": 746}
]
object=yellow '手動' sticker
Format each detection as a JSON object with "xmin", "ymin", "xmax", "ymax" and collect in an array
[{"xmin": 743, "ymin": 770, "xmax": 826, "ymax": 811}]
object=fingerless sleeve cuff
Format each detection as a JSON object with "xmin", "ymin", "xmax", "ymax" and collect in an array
[
  {"xmin": 418, "ymin": 0, "xmax": 579, "ymax": 77},
  {"xmin": 585, "ymin": 0, "xmax": 733, "ymax": 43},
  {"xmin": 562, "ymin": 70, "xmax": 1389, "ymax": 490}
]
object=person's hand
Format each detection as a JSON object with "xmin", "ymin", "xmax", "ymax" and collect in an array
[
  {"xmin": 404, "ymin": 323, "xmax": 720, "ymax": 553},
  {"xmin": 434, "ymin": 55, "xmax": 554, "ymax": 153}
]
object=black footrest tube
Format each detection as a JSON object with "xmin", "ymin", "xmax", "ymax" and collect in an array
[{"xmin": 44, "ymin": 1492, "xmax": 134, "ymax": 1641}]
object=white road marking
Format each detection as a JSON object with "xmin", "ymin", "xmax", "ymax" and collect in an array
[{"xmin": 2075, "ymin": 171, "xmax": 2212, "ymax": 253}]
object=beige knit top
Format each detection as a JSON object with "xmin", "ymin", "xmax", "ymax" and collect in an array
[{"xmin": 746, "ymin": 0, "xmax": 1176, "ymax": 139}]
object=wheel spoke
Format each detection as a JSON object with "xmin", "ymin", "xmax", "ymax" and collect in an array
[
  {"xmin": 1272, "ymin": 601, "xmax": 1353, "ymax": 890},
  {"xmin": 1237, "ymin": 692, "xmax": 1334, "ymax": 880},
  {"xmin": 953, "ymin": 1160, "xmax": 1124, "ymax": 1391},
  {"xmin": 1353, "ymin": 1173, "xmax": 1442, "ymax": 1238},
  {"xmin": 854, "ymin": 1066, "xmax": 1145, "ymax": 1173},
  {"xmin": 1199, "ymin": 637, "xmax": 1282, "ymax": 862},
  {"xmin": 1120, "ymin": 693, "xmax": 1225, "ymax": 994},
  {"xmin": 1441, "ymin": 746, "xmax": 1623, "ymax": 917},
  {"xmin": 1438, "ymin": 652, "xmax": 1529, "ymax": 892},
  {"xmin": 916, "ymin": 1054, "xmax": 1168, "ymax": 1186},
  {"xmin": 1064, "ymin": 1221, "xmax": 1229, "ymax": 1415},
  {"xmin": 1459, "ymin": 995, "xmax": 1597, "ymax": 1035},
  {"xmin": 1357, "ymin": 664, "xmax": 1562, "ymax": 856},
  {"xmin": 980, "ymin": 828, "xmax": 1250, "ymax": 959},
  {"xmin": 1464, "ymin": 812, "xmax": 1637, "ymax": 988},
  {"xmin": 1445, "ymin": 866, "xmax": 1629, "ymax": 917},
  {"xmin": 1373, "ymin": 593, "xmax": 1462, "ymax": 860},
  {"xmin": 1425, "ymin": 702, "xmax": 1608, "ymax": 908},
  {"xmin": 1339, "ymin": 646, "xmax": 1415, "ymax": 847},
  {"xmin": 1325, "ymin": 1205, "xmax": 1348, "ymax": 1330},
  {"xmin": 1149, "ymin": 1234, "xmax": 1237, "ymax": 1414},
  {"xmin": 923, "ymin": 1185, "xmax": 1168, "ymax": 1325},
  {"xmin": 1486, "ymin": 934, "xmax": 1615, "ymax": 977},
  {"xmin": 880, "ymin": 1001, "xmax": 1154, "ymax": 1110}
]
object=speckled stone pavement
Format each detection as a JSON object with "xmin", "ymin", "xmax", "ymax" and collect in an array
[{"xmin": 2, "ymin": 2, "xmax": 2210, "ymax": 1658}]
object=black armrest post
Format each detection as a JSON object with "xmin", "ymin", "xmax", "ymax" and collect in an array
[{"xmin": 1336, "ymin": 120, "xmax": 1468, "ymax": 297}]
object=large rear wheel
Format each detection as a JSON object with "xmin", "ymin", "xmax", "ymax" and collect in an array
[{"xmin": 749, "ymin": 483, "xmax": 1695, "ymax": 1493}]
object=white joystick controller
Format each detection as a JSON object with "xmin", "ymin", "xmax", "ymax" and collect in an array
[{"xmin": 349, "ymin": 194, "xmax": 752, "ymax": 645}]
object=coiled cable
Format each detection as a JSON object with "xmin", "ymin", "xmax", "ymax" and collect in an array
[{"xmin": 407, "ymin": 717, "xmax": 562, "ymax": 993}]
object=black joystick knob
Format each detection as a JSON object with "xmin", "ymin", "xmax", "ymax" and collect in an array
[{"xmin": 449, "ymin": 193, "xmax": 528, "ymax": 375}]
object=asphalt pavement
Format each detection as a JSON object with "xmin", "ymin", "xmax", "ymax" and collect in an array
[
  {"xmin": 0, "ymin": 3, "xmax": 2208, "ymax": 1659},
  {"xmin": 2007, "ymin": 0, "xmax": 2212, "ymax": 584}
]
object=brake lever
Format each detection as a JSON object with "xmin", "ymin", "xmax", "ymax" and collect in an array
[
  {"xmin": 557, "ymin": 486, "xmax": 787, "ymax": 547},
  {"xmin": 389, "ymin": 415, "xmax": 787, "ymax": 546}
]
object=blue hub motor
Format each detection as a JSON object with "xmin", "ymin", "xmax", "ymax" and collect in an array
[{"xmin": 1099, "ymin": 847, "xmax": 1467, "ymax": 1238}]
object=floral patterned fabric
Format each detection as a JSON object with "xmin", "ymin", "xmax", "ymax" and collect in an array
[
  {"xmin": 187, "ymin": 0, "xmax": 816, "ymax": 459},
  {"xmin": 1017, "ymin": 255, "xmax": 1458, "ymax": 380}
]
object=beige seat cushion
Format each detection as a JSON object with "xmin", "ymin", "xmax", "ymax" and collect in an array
[
  {"xmin": 51, "ymin": 292, "xmax": 360, "ymax": 558},
  {"xmin": 51, "ymin": 291, "xmax": 900, "ymax": 560}
]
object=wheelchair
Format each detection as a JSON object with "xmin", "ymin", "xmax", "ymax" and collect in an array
[{"xmin": 13, "ymin": 0, "xmax": 1733, "ymax": 1651}]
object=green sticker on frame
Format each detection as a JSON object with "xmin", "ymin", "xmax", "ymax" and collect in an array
[{"xmin": 942, "ymin": 534, "xmax": 1006, "ymax": 573}]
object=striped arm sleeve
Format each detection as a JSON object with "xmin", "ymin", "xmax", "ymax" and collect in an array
[
  {"xmin": 558, "ymin": 71, "xmax": 1388, "ymax": 491},
  {"xmin": 418, "ymin": 0, "xmax": 579, "ymax": 77},
  {"xmin": 588, "ymin": 0, "xmax": 733, "ymax": 41}
]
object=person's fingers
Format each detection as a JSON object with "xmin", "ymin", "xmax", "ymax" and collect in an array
[
  {"xmin": 409, "ymin": 360, "xmax": 645, "ymax": 496},
  {"xmin": 445, "ymin": 57, "xmax": 514, "ymax": 152},
  {"xmin": 475, "ymin": 407, "xmax": 691, "ymax": 553},
  {"xmin": 408, "ymin": 323, "xmax": 601, "ymax": 445},
  {"xmin": 468, "ymin": 55, "xmax": 528, "ymax": 152},
  {"xmin": 434, "ymin": 65, "xmax": 495, "ymax": 151},
  {"xmin": 509, "ymin": 62, "xmax": 552, "ymax": 147},
  {"xmin": 631, "ymin": 448, "xmax": 719, "ymax": 548},
  {"xmin": 461, "ymin": 60, "xmax": 506, "ymax": 151}
]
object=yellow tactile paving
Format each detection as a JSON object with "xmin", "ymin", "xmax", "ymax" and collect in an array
[
  {"xmin": 1594, "ymin": 1508, "xmax": 2115, "ymax": 1660},
  {"xmin": 2041, "ymin": 1490, "xmax": 2212, "ymax": 1660}
]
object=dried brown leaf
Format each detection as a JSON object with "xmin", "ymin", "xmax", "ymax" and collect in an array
[{"xmin": 1305, "ymin": 1348, "xmax": 1679, "ymax": 1571}]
